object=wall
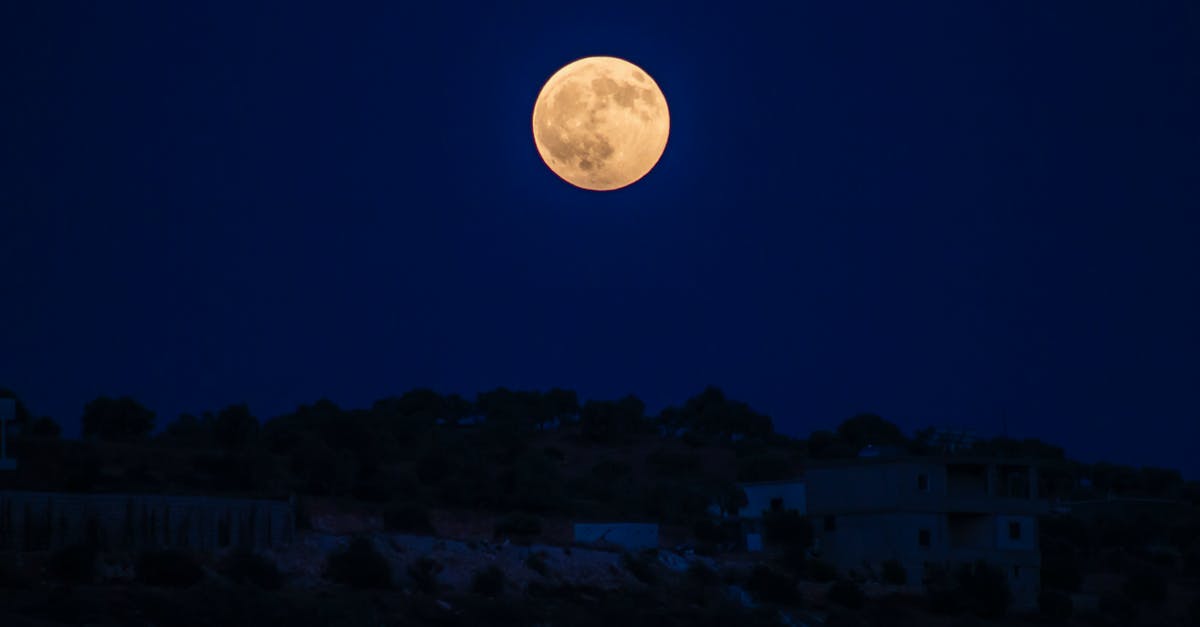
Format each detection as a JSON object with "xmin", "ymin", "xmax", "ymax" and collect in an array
[
  {"xmin": 994, "ymin": 515, "xmax": 1037, "ymax": 551},
  {"xmin": 573, "ymin": 522, "xmax": 658, "ymax": 551},
  {"xmin": 740, "ymin": 481, "xmax": 806, "ymax": 518},
  {"xmin": 806, "ymin": 461, "xmax": 946, "ymax": 514},
  {"xmin": 814, "ymin": 511, "xmax": 945, "ymax": 584},
  {"xmin": 0, "ymin": 491, "xmax": 293, "ymax": 552}
]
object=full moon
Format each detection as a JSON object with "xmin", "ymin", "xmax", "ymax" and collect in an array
[{"xmin": 532, "ymin": 56, "xmax": 670, "ymax": 191}]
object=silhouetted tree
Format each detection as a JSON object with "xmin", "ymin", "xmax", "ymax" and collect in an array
[
  {"xmin": 835, "ymin": 413, "xmax": 907, "ymax": 452},
  {"xmin": 660, "ymin": 386, "xmax": 773, "ymax": 441},
  {"xmin": 580, "ymin": 395, "xmax": 646, "ymax": 443},
  {"xmin": 29, "ymin": 416, "xmax": 61, "ymax": 438},
  {"xmin": 807, "ymin": 429, "xmax": 857, "ymax": 459},
  {"xmin": 211, "ymin": 403, "xmax": 259, "ymax": 450},
  {"xmin": 82, "ymin": 395, "xmax": 154, "ymax": 441}
]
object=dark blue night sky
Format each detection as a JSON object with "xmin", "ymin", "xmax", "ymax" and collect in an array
[{"xmin": 2, "ymin": 3, "xmax": 1197, "ymax": 476}]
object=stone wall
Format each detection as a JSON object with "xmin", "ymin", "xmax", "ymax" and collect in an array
[{"xmin": 0, "ymin": 490, "xmax": 293, "ymax": 552}]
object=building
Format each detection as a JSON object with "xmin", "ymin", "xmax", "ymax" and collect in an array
[{"xmin": 804, "ymin": 456, "xmax": 1048, "ymax": 610}]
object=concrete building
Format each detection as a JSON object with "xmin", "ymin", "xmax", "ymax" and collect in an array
[{"xmin": 804, "ymin": 456, "xmax": 1048, "ymax": 610}]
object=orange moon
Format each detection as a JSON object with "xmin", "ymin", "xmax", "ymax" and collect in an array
[{"xmin": 532, "ymin": 57, "xmax": 670, "ymax": 191}]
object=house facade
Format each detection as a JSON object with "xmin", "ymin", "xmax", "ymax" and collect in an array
[{"xmin": 804, "ymin": 457, "xmax": 1048, "ymax": 610}]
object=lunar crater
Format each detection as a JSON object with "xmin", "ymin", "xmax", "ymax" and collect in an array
[{"xmin": 533, "ymin": 56, "xmax": 669, "ymax": 191}]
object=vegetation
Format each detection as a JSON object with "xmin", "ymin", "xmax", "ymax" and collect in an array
[
  {"xmin": 136, "ymin": 549, "xmax": 204, "ymax": 588},
  {"xmin": 383, "ymin": 502, "xmax": 435, "ymax": 534},
  {"xmin": 2, "ymin": 386, "xmax": 1200, "ymax": 625},
  {"xmin": 47, "ymin": 544, "xmax": 97, "ymax": 584},
  {"xmin": 827, "ymin": 579, "xmax": 866, "ymax": 609},
  {"xmin": 470, "ymin": 565, "xmax": 506, "ymax": 596},
  {"xmin": 880, "ymin": 559, "xmax": 907, "ymax": 585},
  {"xmin": 220, "ymin": 549, "xmax": 283, "ymax": 590},
  {"xmin": 325, "ymin": 538, "xmax": 391, "ymax": 589}
]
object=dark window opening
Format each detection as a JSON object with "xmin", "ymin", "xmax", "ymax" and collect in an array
[
  {"xmin": 917, "ymin": 473, "xmax": 929, "ymax": 492},
  {"xmin": 1008, "ymin": 521, "xmax": 1021, "ymax": 540},
  {"xmin": 824, "ymin": 516, "xmax": 837, "ymax": 532},
  {"xmin": 770, "ymin": 498, "xmax": 783, "ymax": 513},
  {"xmin": 918, "ymin": 529, "xmax": 931, "ymax": 547}
]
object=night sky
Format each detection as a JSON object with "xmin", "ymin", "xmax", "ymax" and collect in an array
[{"xmin": 2, "ymin": 3, "xmax": 1197, "ymax": 476}]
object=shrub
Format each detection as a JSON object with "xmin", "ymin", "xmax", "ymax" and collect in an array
[
  {"xmin": 777, "ymin": 545, "xmax": 808, "ymax": 575},
  {"xmin": 1122, "ymin": 569, "xmax": 1167, "ymax": 604},
  {"xmin": 325, "ymin": 538, "xmax": 391, "ymax": 589},
  {"xmin": 220, "ymin": 549, "xmax": 282, "ymax": 590},
  {"xmin": 136, "ymin": 549, "xmax": 204, "ymax": 588},
  {"xmin": 828, "ymin": 580, "xmax": 866, "ymax": 609},
  {"xmin": 825, "ymin": 608, "xmax": 866, "ymax": 627},
  {"xmin": 526, "ymin": 552, "xmax": 550, "ymax": 577},
  {"xmin": 1038, "ymin": 590, "xmax": 1073, "ymax": 622},
  {"xmin": 687, "ymin": 561, "xmax": 720, "ymax": 587},
  {"xmin": 408, "ymin": 556, "xmax": 440, "ymax": 594},
  {"xmin": 807, "ymin": 558, "xmax": 838, "ymax": 582},
  {"xmin": 622, "ymin": 550, "xmax": 658, "ymax": 584},
  {"xmin": 747, "ymin": 564, "xmax": 802, "ymax": 606},
  {"xmin": 762, "ymin": 510, "xmax": 813, "ymax": 548},
  {"xmin": 693, "ymin": 519, "xmax": 740, "ymax": 546},
  {"xmin": 471, "ymin": 565, "xmax": 506, "ymax": 596},
  {"xmin": 956, "ymin": 560, "xmax": 1011, "ymax": 619},
  {"xmin": 1041, "ymin": 551, "xmax": 1082, "ymax": 592},
  {"xmin": 1098, "ymin": 592, "xmax": 1137, "ymax": 625},
  {"xmin": 493, "ymin": 513, "xmax": 542, "ymax": 541},
  {"xmin": 383, "ymin": 502, "xmax": 435, "ymax": 534},
  {"xmin": 48, "ymin": 544, "xmax": 97, "ymax": 584},
  {"xmin": 881, "ymin": 559, "xmax": 907, "ymax": 585},
  {"xmin": 1190, "ymin": 595, "xmax": 1200, "ymax": 626}
]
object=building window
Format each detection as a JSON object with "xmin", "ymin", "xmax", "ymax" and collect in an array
[
  {"xmin": 1008, "ymin": 521, "xmax": 1021, "ymax": 540},
  {"xmin": 824, "ymin": 516, "xmax": 837, "ymax": 532},
  {"xmin": 917, "ymin": 473, "xmax": 929, "ymax": 492},
  {"xmin": 770, "ymin": 498, "xmax": 784, "ymax": 513},
  {"xmin": 918, "ymin": 529, "xmax": 931, "ymax": 547}
]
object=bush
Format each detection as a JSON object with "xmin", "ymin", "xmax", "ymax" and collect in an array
[
  {"xmin": 220, "ymin": 549, "xmax": 282, "ymax": 590},
  {"xmin": 762, "ymin": 510, "xmax": 813, "ymax": 548},
  {"xmin": 325, "ymin": 538, "xmax": 391, "ymax": 589},
  {"xmin": 747, "ymin": 564, "xmax": 802, "ymax": 606},
  {"xmin": 687, "ymin": 561, "xmax": 720, "ymax": 587},
  {"xmin": 807, "ymin": 558, "xmax": 838, "ymax": 582},
  {"xmin": 408, "ymin": 556, "xmax": 440, "ymax": 594},
  {"xmin": 622, "ymin": 550, "xmax": 658, "ymax": 584},
  {"xmin": 1041, "ymin": 551, "xmax": 1082, "ymax": 592},
  {"xmin": 776, "ymin": 545, "xmax": 808, "ymax": 575},
  {"xmin": 828, "ymin": 580, "xmax": 866, "ymax": 609},
  {"xmin": 136, "ymin": 549, "xmax": 204, "ymax": 588},
  {"xmin": 881, "ymin": 559, "xmax": 907, "ymax": 585},
  {"xmin": 493, "ymin": 513, "xmax": 542, "ymax": 541},
  {"xmin": 48, "ymin": 544, "xmax": 97, "ymax": 584},
  {"xmin": 1122, "ymin": 569, "xmax": 1167, "ymax": 604},
  {"xmin": 956, "ymin": 560, "xmax": 1011, "ymax": 619},
  {"xmin": 1098, "ymin": 592, "xmax": 1136, "ymax": 625},
  {"xmin": 471, "ymin": 565, "xmax": 506, "ymax": 596},
  {"xmin": 383, "ymin": 502, "xmax": 435, "ymax": 534},
  {"xmin": 1038, "ymin": 590, "xmax": 1073, "ymax": 622},
  {"xmin": 1190, "ymin": 595, "xmax": 1200, "ymax": 626},
  {"xmin": 525, "ymin": 552, "xmax": 550, "ymax": 577}
]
